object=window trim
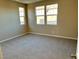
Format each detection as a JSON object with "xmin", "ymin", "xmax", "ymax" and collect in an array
[
  {"xmin": 35, "ymin": 3, "xmax": 58, "ymax": 25},
  {"xmin": 35, "ymin": 6, "xmax": 45, "ymax": 25},
  {"xmin": 19, "ymin": 7, "xmax": 25, "ymax": 25},
  {"xmin": 46, "ymin": 4, "xmax": 58, "ymax": 25}
]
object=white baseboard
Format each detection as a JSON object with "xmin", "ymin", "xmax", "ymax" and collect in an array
[
  {"xmin": 0, "ymin": 32, "xmax": 29, "ymax": 43},
  {"xmin": 0, "ymin": 32, "xmax": 77, "ymax": 43},
  {"xmin": 29, "ymin": 32, "xmax": 77, "ymax": 40}
]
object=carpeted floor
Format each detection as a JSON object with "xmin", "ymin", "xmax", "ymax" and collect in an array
[
  {"xmin": 0, "ymin": 46, "xmax": 3, "ymax": 59},
  {"xmin": 0, "ymin": 34, "xmax": 77, "ymax": 59}
]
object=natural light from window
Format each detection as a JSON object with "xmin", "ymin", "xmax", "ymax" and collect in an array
[
  {"xmin": 19, "ymin": 7, "xmax": 25, "ymax": 25},
  {"xmin": 35, "ymin": 6, "xmax": 45, "ymax": 24},
  {"xmin": 46, "ymin": 4, "xmax": 58, "ymax": 25},
  {"xmin": 35, "ymin": 3, "xmax": 58, "ymax": 25}
]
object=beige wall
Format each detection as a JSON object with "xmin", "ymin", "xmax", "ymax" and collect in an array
[
  {"xmin": 0, "ymin": 0, "xmax": 28, "ymax": 41},
  {"xmin": 27, "ymin": 0, "xmax": 78, "ymax": 39}
]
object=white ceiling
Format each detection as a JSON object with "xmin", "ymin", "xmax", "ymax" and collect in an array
[{"xmin": 12, "ymin": 0, "xmax": 43, "ymax": 4}]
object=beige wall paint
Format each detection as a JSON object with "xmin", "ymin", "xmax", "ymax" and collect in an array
[
  {"xmin": 27, "ymin": 0, "xmax": 78, "ymax": 39},
  {"xmin": 0, "ymin": 0, "xmax": 28, "ymax": 41}
]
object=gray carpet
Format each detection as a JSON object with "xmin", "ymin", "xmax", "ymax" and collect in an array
[{"xmin": 0, "ymin": 34, "xmax": 77, "ymax": 59}]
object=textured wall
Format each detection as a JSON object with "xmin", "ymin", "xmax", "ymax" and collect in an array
[
  {"xmin": 0, "ymin": 0, "xmax": 28, "ymax": 41},
  {"xmin": 27, "ymin": 0, "xmax": 78, "ymax": 39}
]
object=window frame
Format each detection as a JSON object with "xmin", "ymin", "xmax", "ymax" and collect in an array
[
  {"xmin": 46, "ymin": 4, "xmax": 58, "ymax": 25},
  {"xmin": 35, "ymin": 3, "xmax": 58, "ymax": 25},
  {"xmin": 19, "ymin": 7, "xmax": 25, "ymax": 25},
  {"xmin": 35, "ymin": 6, "xmax": 45, "ymax": 25}
]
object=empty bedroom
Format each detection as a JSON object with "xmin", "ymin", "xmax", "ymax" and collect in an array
[{"xmin": 0, "ymin": 0, "xmax": 78, "ymax": 59}]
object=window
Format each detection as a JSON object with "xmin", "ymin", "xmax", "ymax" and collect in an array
[
  {"xmin": 35, "ymin": 4, "xmax": 58, "ymax": 25},
  {"xmin": 46, "ymin": 4, "xmax": 58, "ymax": 25},
  {"xmin": 35, "ymin": 6, "xmax": 45, "ymax": 24},
  {"xmin": 19, "ymin": 7, "xmax": 25, "ymax": 25}
]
